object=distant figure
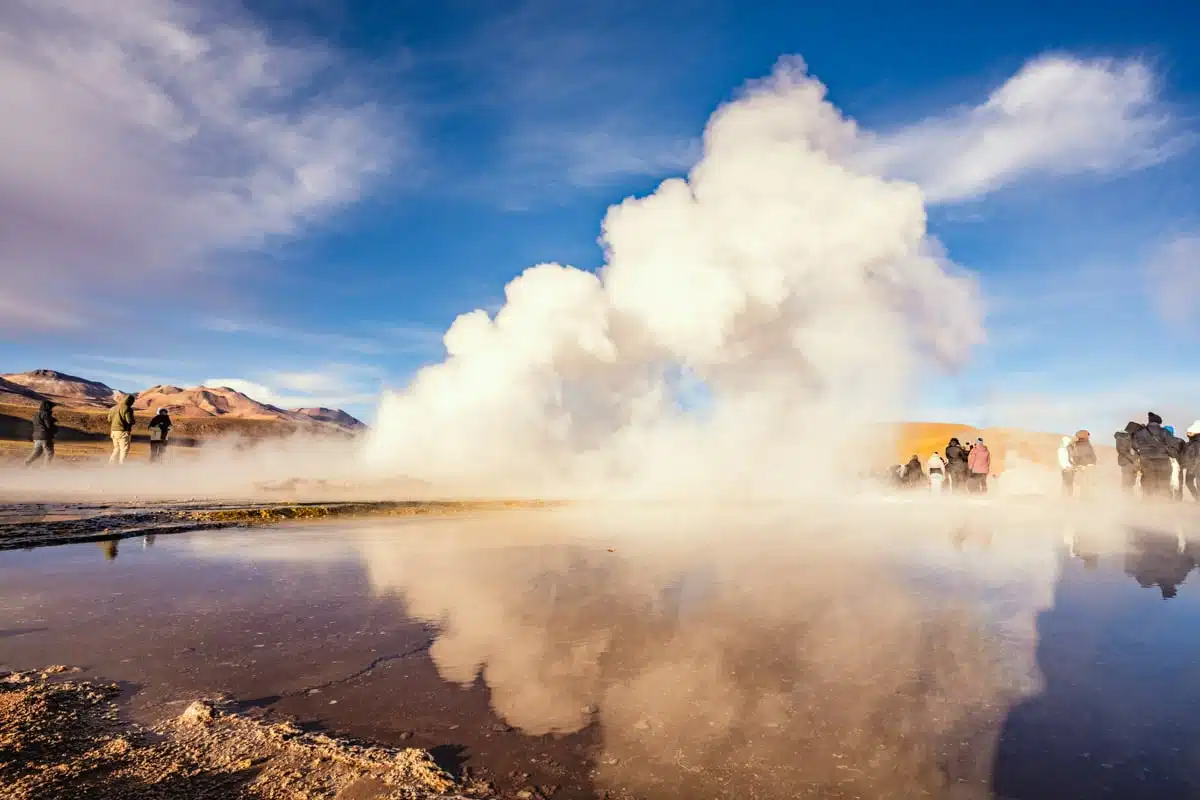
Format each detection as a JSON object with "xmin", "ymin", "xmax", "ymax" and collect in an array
[
  {"xmin": 1057, "ymin": 436, "xmax": 1074, "ymax": 496},
  {"xmin": 148, "ymin": 408, "xmax": 172, "ymax": 463},
  {"xmin": 927, "ymin": 451, "xmax": 946, "ymax": 493},
  {"xmin": 1132, "ymin": 412, "xmax": 1179, "ymax": 498},
  {"xmin": 108, "ymin": 394, "xmax": 136, "ymax": 465},
  {"xmin": 24, "ymin": 400, "xmax": 57, "ymax": 467},
  {"xmin": 1165, "ymin": 425, "xmax": 1185, "ymax": 501},
  {"xmin": 1183, "ymin": 422, "xmax": 1200, "ymax": 502},
  {"xmin": 967, "ymin": 437, "xmax": 991, "ymax": 493},
  {"xmin": 1068, "ymin": 430, "xmax": 1097, "ymax": 496},
  {"xmin": 1114, "ymin": 421, "xmax": 1142, "ymax": 492},
  {"xmin": 945, "ymin": 437, "xmax": 969, "ymax": 493},
  {"xmin": 902, "ymin": 455, "xmax": 925, "ymax": 487}
]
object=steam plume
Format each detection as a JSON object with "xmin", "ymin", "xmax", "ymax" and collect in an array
[{"xmin": 365, "ymin": 58, "xmax": 983, "ymax": 497}]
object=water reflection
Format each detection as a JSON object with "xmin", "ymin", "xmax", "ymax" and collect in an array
[
  {"xmin": 97, "ymin": 537, "xmax": 119, "ymax": 561},
  {"xmin": 1124, "ymin": 529, "xmax": 1195, "ymax": 599}
]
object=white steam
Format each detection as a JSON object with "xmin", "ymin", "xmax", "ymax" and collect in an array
[{"xmin": 365, "ymin": 58, "xmax": 983, "ymax": 498}]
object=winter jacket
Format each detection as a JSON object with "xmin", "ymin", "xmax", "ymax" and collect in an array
[
  {"xmin": 903, "ymin": 457, "xmax": 925, "ymax": 484},
  {"xmin": 1183, "ymin": 438, "xmax": 1200, "ymax": 471},
  {"xmin": 1069, "ymin": 440, "xmax": 1097, "ymax": 467},
  {"xmin": 31, "ymin": 401, "xmax": 57, "ymax": 441},
  {"xmin": 1115, "ymin": 422, "xmax": 1140, "ymax": 467},
  {"xmin": 927, "ymin": 453, "xmax": 945, "ymax": 472},
  {"xmin": 968, "ymin": 443, "xmax": 991, "ymax": 475},
  {"xmin": 1132, "ymin": 422, "xmax": 1177, "ymax": 461},
  {"xmin": 945, "ymin": 440, "xmax": 968, "ymax": 473},
  {"xmin": 108, "ymin": 396, "xmax": 135, "ymax": 433},
  {"xmin": 148, "ymin": 413, "xmax": 172, "ymax": 441}
]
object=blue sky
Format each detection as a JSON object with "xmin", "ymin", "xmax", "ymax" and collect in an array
[{"xmin": 1, "ymin": 0, "xmax": 1197, "ymax": 433}]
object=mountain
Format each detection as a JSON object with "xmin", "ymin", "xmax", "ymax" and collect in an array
[
  {"xmin": 0, "ymin": 370, "xmax": 366, "ymax": 434},
  {"xmin": 0, "ymin": 369, "xmax": 116, "ymax": 408},
  {"xmin": 290, "ymin": 407, "xmax": 367, "ymax": 431}
]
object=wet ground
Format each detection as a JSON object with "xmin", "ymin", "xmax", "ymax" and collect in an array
[{"xmin": 3, "ymin": 505, "xmax": 1200, "ymax": 798}]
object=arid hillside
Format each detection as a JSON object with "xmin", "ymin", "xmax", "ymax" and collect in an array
[{"xmin": 892, "ymin": 422, "xmax": 1117, "ymax": 473}]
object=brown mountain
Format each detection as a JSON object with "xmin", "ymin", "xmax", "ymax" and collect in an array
[
  {"xmin": 0, "ymin": 369, "xmax": 115, "ymax": 408},
  {"xmin": 291, "ymin": 407, "xmax": 368, "ymax": 431},
  {"xmin": 0, "ymin": 371, "xmax": 365, "ymax": 434}
]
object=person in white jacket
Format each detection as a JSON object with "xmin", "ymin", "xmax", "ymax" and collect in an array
[
  {"xmin": 927, "ymin": 451, "xmax": 947, "ymax": 493},
  {"xmin": 1057, "ymin": 436, "xmax": 1074, "ymax": 497}
]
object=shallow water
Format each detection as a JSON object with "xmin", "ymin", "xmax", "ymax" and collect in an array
[{"xmin": 3, "ymin": 506, "xmax": 1200, "ymax": 799}]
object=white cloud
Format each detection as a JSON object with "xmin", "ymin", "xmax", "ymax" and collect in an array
[
  {"xmin": 858, "ymin": 55, "xmax": 1188, "ymax": 203},
  {"xmin": 203, "ymin": 378, "xmax": 278, "ymax": 405},
  {"xmin": 206, "ymin": 363, "xmax": 382, "ymax": 410},
  {"xmin": 0, "ymin": 0, "xmax": 396, "ymax": 331}
]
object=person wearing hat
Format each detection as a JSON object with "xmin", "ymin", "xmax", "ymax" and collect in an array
[
  {"xmin": 147, "ymin": 407, "xmax": 172, "ymax": 463},
  {"xmin": 1067, "ymin": 430, "xmax": 1097, "ymax": 497},
  {"xmin": 1132, "ymin": 412, "xmax": 1179, "ymax": 498},
  {"xmin": 1184, "ymin": 421, "xmax": 1200, "ymax": 502}
]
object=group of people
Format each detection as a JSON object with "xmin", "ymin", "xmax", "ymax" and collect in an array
[
  {"xmin": 1114, "ymin": 412, "xmax": 1200, "ymax": 501},
  {"xmin": 894, "ymin": 436, "xmax": 992, "ymax": 493},
  {"xmin": 23, "ymin": 395, "xmax": 174, "ymax": 467}
]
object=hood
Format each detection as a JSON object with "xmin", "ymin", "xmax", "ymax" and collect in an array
[
  {"xmin": 156, "ymin": 408, "xmax": 169, "ymax": 416},
  {"xmin": 38, "ymin": 400, "xmax": 55, "ymax": 414},
  {"xmin": 1124, "ymin": 421, "xmax": 1142, "ymax": 434},
  {"xmin": 1148, "ymin": 411, "xmax": 1163, "ymax": 425},
  {"xmin": 948, "ymin": 438, "xmax": 960, "ymax": 447}
]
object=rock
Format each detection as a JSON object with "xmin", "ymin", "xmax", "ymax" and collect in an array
[{"xmin": 179, "ymin": 701, "xmax": 217, "ymax": 725}]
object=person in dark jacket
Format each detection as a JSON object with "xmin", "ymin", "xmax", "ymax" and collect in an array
[
  {"xmin": 1182, "ymin": 422, "xmax": 1200, "ymax": 502},
  {"xmin": 1114, "ymin": 422, "xmax": 1141, "ymax": 492},
  {"xmin": 24, "ymin": 400, "xmax": 57, "ymax": 467},
  {"xmin": 902, "ymin": 455, "xmax": 925, "ymax": 488},
  {"xmin": 945, "ymin": 437, "xmax": 969, "ymax": 492},
  {"xmin": 148, "ymin": 408, "xmax": 172, "ymax": 463},
  {"xmin": 1132, "ymin": 412, "xmax": 1179, "ymax": 498}
]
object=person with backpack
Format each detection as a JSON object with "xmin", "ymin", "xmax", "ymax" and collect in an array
[
  {"xmin": 1132, "ymin": 412, "xmax": 1180, "ymax": 498},
  {"xmin": 1183, "ymin": 422, "xmax": 1200, "ymax": 502},
  {"xmin": 967, "ymin": 437, "xmax": 991, "ymax": 493},
  {"xmin": 1068, "ymin": 430, "xmax": 1097, "ymax": 496},
  {"xmin": 1114, "ymin": 422, "xmax": 1142, "ymax": 492},
  {"xmin": 945, "ymin": 437, "xmax": 969, "ymax": 493},
  {"xmin": 902, "ymin": 454, "xmax": 925, "ymax": 488},
  {"xmin": 148, "ymin": 408, "xmax": 172, "ymax": 463},
  {"xmin": 24, "ymin": 400, "xmax": 58, "ymax": 467}
]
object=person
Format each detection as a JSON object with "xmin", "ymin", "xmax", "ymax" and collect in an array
[
  {"xmin": 1057, "ymin": 436, "xmax": 1074, "ymax": 497},
  {"xmin": 902, "ymin": 454, "xmax": 925, "ymax": 488},
  {"xmin": 945, "ymin": 437, "xmax": 969, "ymax": 493},
  {"xmin": 1165, "ymin": 425, "xmax": 1185, "ymax": 501},
  {"xmin": 24, "ymin": 400, "xmax": 58, "ymax": 467},
  {"xmin": 1068, "ymin": 430, "xmax": 1097, "ymax": 496},
  {"xmin": 967, "ymin": 437, "xmax": 991, "ymax": 493},
  {"xmin": 108, "ymin": 393, "xmax": 136, "ymax": 465},
  {"xmin": 1114, "ymin": 422, "xmax": 1141, "ymax": 493},
  {"xmin": 927, "ymin": 451, "xmax": 946, "ymax": 493},
  {"xmin": 1131, "ymin": 412, "xmax": 1179, "ymax": 498},
  {"xmin": 1183, "ymin": 422, "xmax": 1200, "ymax": 502},
  {"xmin": 148, "ymin": 407, "xmax": 172, "ymax": 463}
]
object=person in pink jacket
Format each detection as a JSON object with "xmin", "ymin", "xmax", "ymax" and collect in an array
[{"xmin": 967, "ymin": 437, "xmax": 991, "ymax": 493}]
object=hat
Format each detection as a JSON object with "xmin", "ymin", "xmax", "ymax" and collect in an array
[
  {"xmin": 1148, "ymin": 411, "xmax": 1163, "ymax": 425},
  {"xmin": 1075, "ymin": 429, "xmax": 1090, "ymax": 440},
  {"xmin": 1187, "ymin": 421, "xmax": 1200, "ymax": 436},
  {"xmin": 976, "ymin": 437, "xmax": 984, "ymax": 443},
  {"xmin": 157, "ymin": 407, "xmax": 168, "ymax": 415}
]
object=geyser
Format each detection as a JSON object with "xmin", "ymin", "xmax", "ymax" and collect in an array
[{"xmin": 365, "ymin": 57, "xmax": 984, "ymax": 498}]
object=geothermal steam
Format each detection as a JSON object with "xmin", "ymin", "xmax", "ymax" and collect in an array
[{"xmin": 366, "ymin": 58, "xmax": 983, "ymax": 496}]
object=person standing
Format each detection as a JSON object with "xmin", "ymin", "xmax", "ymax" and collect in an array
[
  {"xmin": 148, "ymin": 407, "xmax": 172, "ymax": 463},
  {"xmin": 1132, "ymin": 412, "xmax": 1178, "ymax": 498},
  {"xmin": 1069, "ymin": 430, "xmax": 1097, "ymax": 497},
  {"xmin": 945, "ymin": 437, "xmax": 969, "ymax": 493},
  {"xmin": 1165, "ymin": 425, "xmax": 1185, "ymax": 501},
  {"xmin": 1114, "ymin": 422, "xmax": 1142, "ymax": 493},
  {"xmin": 1183, "ymin": 422, "xmax": 1200, "ymax": 502},
  {"xmin": 927, "ymin": 451, "xmax": 946, "ymax": 493},
  {"xmin": 1057, "ymin": 436, "xmax": 1074, "ymax": 497},
  {"xmin": 108, "ymin": 393, "xmax": 136, "ymax": 465},
  {"xmin": 24, "ymin": 400, "xmax": 58, "ymax": 467},
  {"xmin": 967, "ymin": 437, "xmax": 991, "ymax": 493}
]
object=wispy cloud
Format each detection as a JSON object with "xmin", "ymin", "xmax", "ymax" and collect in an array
[
  {"xmin": 0, "ymin": 0, "xmax": 399, "ymax": 331},
  {"xmin": 1146, "ymin": 233, "xmax": 1200, "ymax": 331},
  {"xmin": 205, "ymin": 362, "xmax": 384, "ymax": 410},
  {"xmin": 859, "ymin": 56, "xmax": 1190, "ymax": 203},
  {"xmin": 204, "ymin": 317, "xmax": 445, "ymax": 357}
]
